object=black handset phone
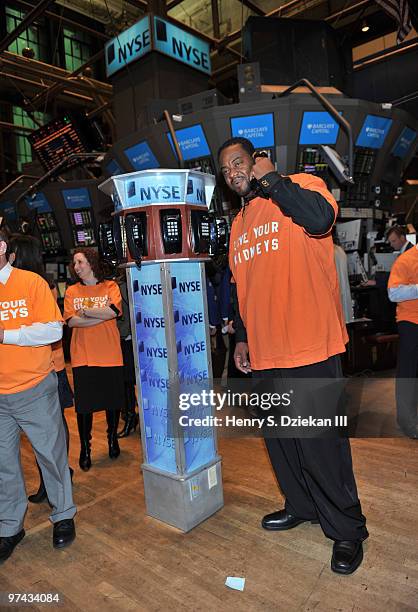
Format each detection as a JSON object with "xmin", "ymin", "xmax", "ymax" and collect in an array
[
  {"xmin": 160, "ymin": 209, "xmax": 182, "ymax": 254},
  {"xmin": 190, "ymin": 210, "xmax": 211, "ymax": 254},
  {"xmin": 98, "ymin": 222, "xmax": 117, "ymax": 263},
  {"xmin": 250, "ymin": 150, "xmax": 271, "ymax": 197},
  {"xmin": 125, "ymin": 213, "xmax": 147, "ymax": 263},
  {"xmin": 213, "ymin": 217, "xmax": 229, "ymax": 255}
]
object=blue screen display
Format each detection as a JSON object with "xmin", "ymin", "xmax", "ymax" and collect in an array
[
  {"xmin": 167, "ymin": 125, "xmax": 211, "ymax": 161},
  {"xmin": 124, "ymin": 171, "xmax": 185, "ymax": 208},
  {"xmin": 106, "ymin": 159, "xmax": 123, "ymax": 176},
  {"xmin": 356, "ymin": 115, "xmax": 392, "ymax": 149},
  {"xmin": 24, "ymin": 192, "xmax": 51, "ymax": 213},
  {"xmin": 299, "ymin": 111, "xmax": 341, "ymax": 145},
  {"xmin": 124, "ymin": 141, "xmax": 160, "ymax": 170},
  {"xmin": 0, "ymin": 201, "xmax": 17, "ymax": 221},
  {"xmin": 230, "ymin": 113, "xmax": 275, "ymax": 148},
  {"xmin": 153, "ymin": 17, "xmax": 211, "ymax": 75},
  {"xmin": 391, "ymin": 127, "xmax": 417, "ymax": 159},
  {"xmin": 105, "ymin": 16, "xmax": 151, "ymax": 77},
  {"xmin": 62, "ymin": 188, "xmax": 91, "ymax": 210}
]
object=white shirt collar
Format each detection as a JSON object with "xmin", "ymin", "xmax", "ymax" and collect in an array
[
  {"xmin": 400, "ymin": 242, "xmax": 409, "ymax": 254},
  {"xmin": 0, "ymin": 262, "xmax": 13, "ymax": 285}
]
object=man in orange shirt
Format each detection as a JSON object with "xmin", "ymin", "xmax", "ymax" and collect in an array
[
  {"xmin": 0, "ymin": 228, "xmax": 76, "ymax": 565},
  {"xmin": 388, "ymin": 245, "xmax": 418, "ymax": 438},
  {"xmin": 219, "ymin": 137, "xmax": 368, "ymax": 575}
]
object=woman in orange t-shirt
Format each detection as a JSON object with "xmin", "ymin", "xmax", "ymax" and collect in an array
[
  {"xmin": 64, "ymin": 248, "xmax": 124, "ymax": 471},
  {"xmin": 8, "ymin": 234, "xmax": 73, "ymax": 504}
]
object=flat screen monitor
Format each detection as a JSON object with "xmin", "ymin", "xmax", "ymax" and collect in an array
[
  {"xmin": 391, "ymin": 127, "xmax": 417, "ymax": 159},
  {"xmin": 0, "ymin": 201, "xmax": 17, "ymax": 222},
  {"xmin": 25, "ymin": 191, "xmax": 51, "ymax": 213},
  {"xmin": 28, "ymin": 115, "xmax": 87, "ymax": 172},
  {"xmin": 356, "ymin": 115, "xmax": 392, "ymax": 149},
  {"xmin": 106, "ymin": 158, "xmax": 123, "ymax": 176},
  {"xmin": 167, "ymin": 124, "xmax": 211, "ymax": 161},
  {"xmin": 62, "ymin": 188, "xmax": 92, "ymax": 210},
  {"xmin": 299, "ymin": 111, "xmax": 340, "ymax": 145},
  {"xmin": 124, "ymin": 141, "xmax": 159, "ymax": 170},
  {"xmin": 336, "ymin": 219, "xmax": 362, "ymax": 252},
  {"xmin": 230, "ymin": 113, "xmax": 275, "ymax": 149}
]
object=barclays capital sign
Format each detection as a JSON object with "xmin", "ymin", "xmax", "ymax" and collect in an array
[{"xmin": 105, "ymin": 15, "xmax": 211, "ymax": 78}]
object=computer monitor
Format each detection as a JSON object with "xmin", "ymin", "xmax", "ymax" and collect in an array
[
  {"xmin": 374, "ymin": 252, "xmax": 397, "ymax": 272},
  {"xmin": 336, "ymin": 220, "xmax": 362, "ymax": 252}
]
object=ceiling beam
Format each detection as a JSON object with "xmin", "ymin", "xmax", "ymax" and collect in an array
[
  {"xmin": 166, "ymin": 0, "xmax": 186, "ymax": 10},
  {"xmin": 240, "ymin": 0, "xmax": 265, "ymax": 16},
  {"xmin": 211, "ymin": 0, "xmax": 221, "ymax": 39}
]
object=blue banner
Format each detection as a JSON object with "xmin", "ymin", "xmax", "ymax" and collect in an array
[
  {"xmin": 153, "ymin": 17, "xmax": 211, "ymax": 75},
  {"xmin": 356, "ymin": 115, "xmax": 392, "ymax": 149},
  {"xmin": 130, "ymin": 264, "xmax": 176, "ymax": 473},
  {"xmin": 167, "ymin": 124, "xmax": 211, "ymax": 161},
  {"xmin": 62, "ymin": 188, "xmax": 92, "ymax": 210},
  {"xmin": 124, "ymin": 141, "xmax": 160, "ymax": 171},
  {"xmin": 0, "ymin": 200, "xmax": 17, "ymax": 221},
  {"xmin": 24, "ymin": 192, "xmax": 51, "ymax": 213},
  {"xmin": 392, "ymin": 127, "xmax": 417, "ymax": 159},
  {"xmin": 105, "ymin": 16, "xmax": 151, "ymax": 77},
  {"xmin": 171, "ymin": 262, "xmax": 215, "ymax": 472},
  {"xmin": 230, "ymin": 113, "xmax": 275, "ymax": 148},
  {"xmin": 299, "ymin": 111, "xmax": 340, "ymax": 145},
  {"xmin": 124, "ymin": 171, "xmax": 185, "ymax": 208},
  {"xmin": 106, "ymin": 159, "xmax": 123, "ymax": 176}
]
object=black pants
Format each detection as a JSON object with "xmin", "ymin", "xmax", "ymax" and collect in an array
[
  {"xmin": 396, "ymin": 321, "xmax": 418, "ymax": 434},
  {"xmin": 253, "ymin": 355, "xmax": 368, "ymax": 542}
]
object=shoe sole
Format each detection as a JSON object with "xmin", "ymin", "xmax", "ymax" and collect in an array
[
  {"xmin": 262, "ymin": 519, "xmax": 319, "ymax": 531},
  {"xmin": 53, "ymin": 534, "xmax": 76, "ymax": 550},
  {"xmin": 331, "ymin": 548, "xmax": 363, "ymax": 575}
]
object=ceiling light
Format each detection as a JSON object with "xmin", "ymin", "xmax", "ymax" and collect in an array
[{"xmin": 361, "ymin": 20, "xmax": 370, "ymax": 33}]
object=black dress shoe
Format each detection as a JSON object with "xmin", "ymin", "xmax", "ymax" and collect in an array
[
  {"xmin": 28, "ymin": 480, "xmax": 48, "ymax": 504},
  {"xmin": 53, "ymin": 519, "xmax": 76, "ymax": 549},
  {"xmin": 0, "ymin": 530, "xmax": 25, "ymax": 565},
  {"xmin": 331, "ymin": 540, "xmax": 363, "ymax": 575},
  {"xmin": 262, "ymin": 509, "xmax": 319, "ymax": 531}
]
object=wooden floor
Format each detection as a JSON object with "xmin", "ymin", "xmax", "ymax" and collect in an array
[{"xmin": 1, "ymin": 407, "xmax": 418, "ymax": 611}]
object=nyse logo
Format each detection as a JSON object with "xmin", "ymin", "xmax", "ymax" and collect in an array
[
  {"xmin": 106, "ymin": 17, "xmax": 151, "ymax": 77},
  {"xmin": 146, "ymin": 346, "xmax": 168, "ymax": 358},
  {"xmin": 178, "ymin": 280, "xmax": 201, "ymax": 293},
  {"xmin": 140, "ymin": 283, "xmax": 162, "ymax": 295},
  {"xmin": 181, "ymin": 312, "xmax": 203, "ymax": 325},
  {"xmin": 143, "ymin": 316, "xmax": 165, "ymax": 328}
]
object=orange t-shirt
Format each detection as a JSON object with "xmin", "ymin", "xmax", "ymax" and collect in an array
[
  {"xmin": 64, "ymin": 280, "xmax": 123, "ymax": 368},
  {"xmin": 50, "ymin": 286, "xmax": 65, "ymax": 372},
  {"xmin": 229, "ymin": 173, "xmax": 348, "ymax": 370},
  {"xmin": 0, "ymin": 268, "xmax": 63, "ymax": 394},
  {"xmin": 388, "ymin": 246, "xmax": 418, "ymax": 324}
]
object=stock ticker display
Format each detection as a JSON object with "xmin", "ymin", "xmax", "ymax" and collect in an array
[{"xmin": 28, "ymin": 116, "xmax": 87, "ymax": 172}]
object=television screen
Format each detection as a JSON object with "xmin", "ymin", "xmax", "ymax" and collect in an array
[
  {"xmin": 28, "ymin": 115, "xmax": 88, "ymax": 172},
  {"xmin": 106, "ymin": 159, "xmax": 123, "ymax": 176},
  {"xmin": 167, "ymin": 124, "xmax": 211, "ymax": 161},
  {"xmin": 391, "ymin": 127, "xmax": 417, "ymax": 159},
  {"xmin": 299, "ymin": 111, "xmax": 340, "ymax": 145},
  {"xmin": 0, "ymin": 201, "xmax": 17, "ymax": 221},
  {"xmin": 124, "ymin": 141, "xmax": 159, "ymax": 170},
  {"xmin": 230, "ymin": 113, "xmax": 275, "ymax": 148},
  {"xmin": 25, "ymin": 192, "xmax": 51, "ymax": 213},
  {"xmin": 62, "ymin": 188, "xmax": 92, "ymax": 210},
  {"xmin": 356, "ymin": 115, "xmax": 392, "ymax": 149}
]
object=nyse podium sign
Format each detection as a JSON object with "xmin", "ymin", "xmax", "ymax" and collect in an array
[
  {"xmin": 128, "ymin": 261, "xmax": 223, "ymax": 532},
  {"xmin": 105, "ymin": 14, "xmax": 211, "ymax": 78}
]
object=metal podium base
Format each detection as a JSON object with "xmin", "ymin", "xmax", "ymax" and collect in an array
[{"xmin": 142, "ymin": 459, "xmax": 224, "ymax": 532}]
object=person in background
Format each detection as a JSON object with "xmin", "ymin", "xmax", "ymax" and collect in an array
[
  {"xmin": 332, "ymin": 230, "xmax": 354, "ymax": 324},
  {"xmin": 219, "ymin": 136, "xmax": 368, "ymax": 575},
  {"xmin": 8, "ymin": 234, "xmax": 74, "ymax": 505},
  {"xmin": 116, "ymin": 270, "xmax": 139, "ymax": 438},
  {"xmin": 388, "ymin": 244, "xmax": 418, "ymax": 439},
  {"xmin": 64, "ymin": 248, "xmax": 124, "ymax": 471},
  {"xmin": 0, "ymin": 228, "xmax": 76, "ymax": 565},
  {"xmin": 363, "ymin": 225, "xmax": 413, "ymax": 289}
]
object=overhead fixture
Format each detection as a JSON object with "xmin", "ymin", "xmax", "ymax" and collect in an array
[{"xmin": 361, "ymin": 20, "xmax": 370, "ymax": 33}]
